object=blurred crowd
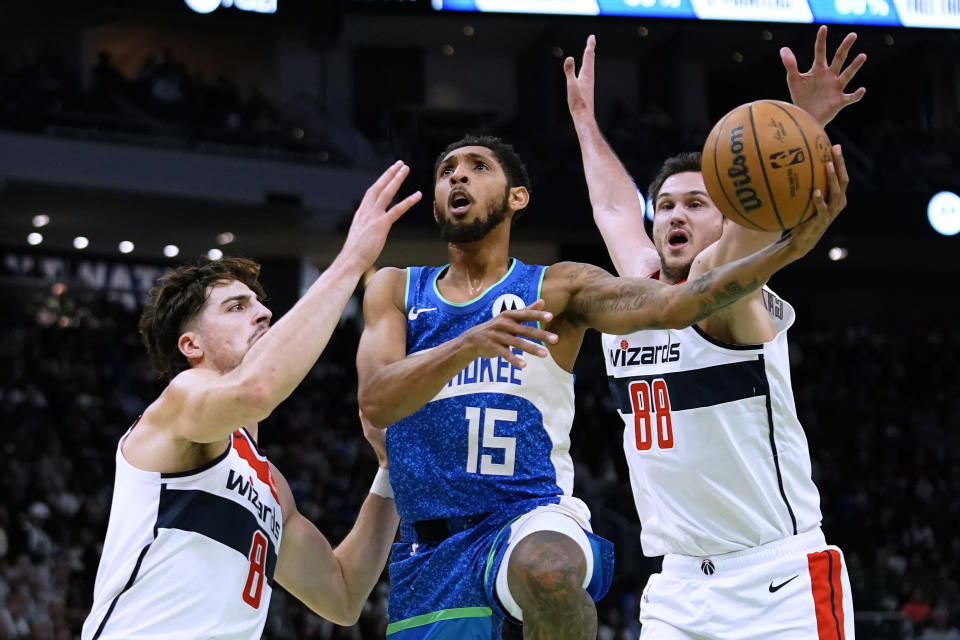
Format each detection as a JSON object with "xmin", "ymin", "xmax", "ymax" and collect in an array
[
  {"xmin": 1, "ymin": 41, "xmax": 957, "ymax": 213},
  {"xmin": 1, "ymin": 275, "xmax": 958, "ymax": 640},
  {"xmin": 0, "ymin": 48, "xmax": 342, "ymax": 163}
]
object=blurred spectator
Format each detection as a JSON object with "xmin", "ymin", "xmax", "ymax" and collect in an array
[{"xmin": 923, "ymin": 604, "xmax": 960, "ymax": 640}]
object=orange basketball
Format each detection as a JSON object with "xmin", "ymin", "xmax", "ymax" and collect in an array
[{"xmin": 701, "ymin": 100, "xmax": 832, "ymax": 232}]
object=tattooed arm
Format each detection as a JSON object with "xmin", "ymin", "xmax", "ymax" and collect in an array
[
  {"xmin": 547, "ymin": 259, "xmax": 762, "ymax": 337},
  {"xmin": 553, "ymin": 214, "xmax": 831, "ymax": 337}
]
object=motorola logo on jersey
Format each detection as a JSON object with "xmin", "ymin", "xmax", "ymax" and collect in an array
[
  {"xmin": 701, "ymin": 558, "xmax": 716, "ymax": 575},
  {"xmin": 609, "ymin": 339, "xmax": 680, "ymax": 367},
  {"xmin": 491, "ymin": 294, "xmax": 525, "ymax": 317}
]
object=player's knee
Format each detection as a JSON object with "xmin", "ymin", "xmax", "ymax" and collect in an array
[{"xmin": 506, "ymin": 531, "xmax": 588, "ymax": 614}]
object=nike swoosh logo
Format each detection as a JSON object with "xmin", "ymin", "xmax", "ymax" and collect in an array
[
  {"xmin": 769, "ymin": 575, "xmax": 799, "ymax": 592},
  {"xmin": 408, "ymin": 307, "xmax": 437, "ymax": 320}
]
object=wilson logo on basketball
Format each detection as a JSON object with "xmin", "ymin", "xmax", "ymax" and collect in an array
[{"xmin": 726, "ymin": 125, "xmax": 763, "ymax": 213}]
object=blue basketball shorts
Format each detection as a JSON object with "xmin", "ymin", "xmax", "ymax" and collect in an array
[{"xmin": 385, "ymin": 500, "xmax": 614, "ymax": 640}]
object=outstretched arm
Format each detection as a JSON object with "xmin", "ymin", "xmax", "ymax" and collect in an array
[
  {"xmin": 156, "ymin": 163, "xmax": 421, "ymax": 445},
  {"xmin": 356, "ymin": 269, "xmax": 558, "ymax": 429},
  {"xmin": 781, "ymin": 25, "xmax": 867, "ymax": 126},
  {"xmin": 558, "ymin": 152, "xmax": 848, "ymax": 335},
  {"xmin": 273, "ymin": 415, "xmax": 398, "ymax": 625},
  {"xmin": 565, "ymin": 35, "xmax": 659, "ymax": 279}
]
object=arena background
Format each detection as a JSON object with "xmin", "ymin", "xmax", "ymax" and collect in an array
[{"xmin": 1, "ymin": 1, "xmax": 958, "ymax": 638}]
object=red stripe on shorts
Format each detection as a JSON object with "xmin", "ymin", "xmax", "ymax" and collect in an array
[{"xmin": 807, "ymin": 549, "xmax": 845, "ymax": 639}]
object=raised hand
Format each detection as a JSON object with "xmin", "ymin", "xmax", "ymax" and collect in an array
[
  {"xmin": 787, "ymin": 145, "xmax": 849, "ymax": 257},
  {"xmin": 780, "ymin": 25, "xmax": 867, "ymax": 126},
  {"xmin": 342, "ymin": 161, "xmax": 422, "ymax": 270},
  {"xmin": 564, "ymin": 34, "xmax": 597, "ymax": 123},
  {"xmin": 460, "ymin": 299, "xmax": 558, "ymax": 368}
]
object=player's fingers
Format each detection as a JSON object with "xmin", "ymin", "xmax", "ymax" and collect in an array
[
  {"xmin": 813, "ymin": 25, "xmax": 829, "ymax": 67},
  {"xmin": 359, "ymin": 161, "xmax": 405, "ymax": 211},
  {"xmin": 830, "ymin": 31, "xmax": 858, "ymax": 73},
  {"xmin": 563, "ymin": 56, "xmax": 576, "ymax": 79},
  {"xmin": 811, "ymin": 182, "xmax": 831, "ymax": 220},
  {"xmin": 496, "ymin": 343, "xmax": 529, "ymax": 368},
  {"xmin": 842, "ymin": 86, "xmax": 866, "ymax": 106},
  {"xmin": 823, "ymin": 162, "xmax": 845, "ymax": 217},
  {"xmin": 810, "ymin": 190, "xmax": 828, "ymax": 225},
  {"xmin": 386, "ymin": 191, "xmax": 423, "ymax": 223},
  {"xmin": 500, "ymin": 308, "xmax": 554, "ymax": 325},
  {"xmin": 366, "ymin": 161, "xmax": 404, "ymax": 198},
  {"xmin": 509, "ymin": 322, "xmax": 559, "ymax": 345},
  {"xmin": 484, "ymin": 332, "xmax": 544, "ymax": 367},
  {"xmin": 374, "ymin": 164, "xmax": 412, "ymax": 209},
  {"xmin": 779, "ymin": 47, "xmax": 799, "ymax": 76},
  {"xmin": 582, "ymin": 34, "xmax": 596, "ymax": 78},
  {"xmin": 499, "ymin": 333, "xmax": 550, "ymax": 359},
  {"xmin": 838, "ymin": 53, "xmax": 867, "ymax": 86},
  {"xmin": 830, "ymin": 144, "xmax": 849, "ymax": 190}
]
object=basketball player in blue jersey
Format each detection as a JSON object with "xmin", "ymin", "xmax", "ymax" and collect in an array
[
  {"xmin": 565, "ymin": 28, "xmax": 865, "ymax": 639},
  {"xmin": 355, "ymin": 118, "xmax": 850, "ymax": 637},
  {"xmin": 82, "ymin": 162, "xmax": 420, "ymax": 640}
]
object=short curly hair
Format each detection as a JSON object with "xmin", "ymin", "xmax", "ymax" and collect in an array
[
  {"xmin": 434, "ymin": 134, "xmax": 532, "ymax": 220},
  {"xmin": 139, "ymin": 257, "xmax": 266, "ymax": 382}
]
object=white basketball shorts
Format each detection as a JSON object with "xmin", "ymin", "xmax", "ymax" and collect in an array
[{"xmin": 639, "ymin": 528, "xmax": 854, "ymax": 640}]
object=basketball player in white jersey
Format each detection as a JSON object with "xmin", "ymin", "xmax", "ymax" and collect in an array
[
  {"xmin": 564, "ymin": 29, "xmax": 865, "ymax": 639},
  {"xmin": 82, "ymin": 162, "xmax": 421, "ymax": 640}
]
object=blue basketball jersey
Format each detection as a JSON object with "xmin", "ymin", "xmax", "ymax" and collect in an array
[{"xmin": 387, "ymin": 258, "xmax": 577, "ymax": 523}]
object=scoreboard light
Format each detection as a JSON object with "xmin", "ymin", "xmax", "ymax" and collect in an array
[
  {"xmin": 430, "ymin": 0, "xmax": 960, "ymax": 27},
  {"xmin": 184, "ymin": 0, "xmax": 277, "ymax": 14}
]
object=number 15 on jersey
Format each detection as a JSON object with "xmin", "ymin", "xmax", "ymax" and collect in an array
[{"xmin": 465, "ymin": 407, "xmax": 517, "ymax": 476}]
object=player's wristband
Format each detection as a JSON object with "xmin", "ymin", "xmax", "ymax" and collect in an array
[{"xmin": 369, "ymin": 467, "xmax": 393, "ymax": 499}]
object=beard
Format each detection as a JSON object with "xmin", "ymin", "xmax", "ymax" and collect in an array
[{"xmin": 435, "ymin": 191, "xmax": 509, "ymax": 243}]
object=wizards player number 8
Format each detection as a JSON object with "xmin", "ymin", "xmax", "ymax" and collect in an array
[
  {"xmin": 242, "ymin": 531, "xmax": 268, "ymax": 608},
  {"xmin": 629, "ymin": 379, "xmax": 675, "ymax": 451},
  {"xmin": 465, "ymin": 407, "xmax": 517, "ymax": 476}
]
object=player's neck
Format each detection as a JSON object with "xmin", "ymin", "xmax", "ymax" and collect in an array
[{"xmin": 441, "ymin": 237, "xmax": 512, "ymax": 301}]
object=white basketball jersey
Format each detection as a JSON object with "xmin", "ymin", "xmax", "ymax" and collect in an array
[
  {"xmin": 82, "ymin": 427, "xmax": 283, "ymax": 640},
  {"xmin": 602, "ymin": 288, "xmax": 821, "ymax": 557}
]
